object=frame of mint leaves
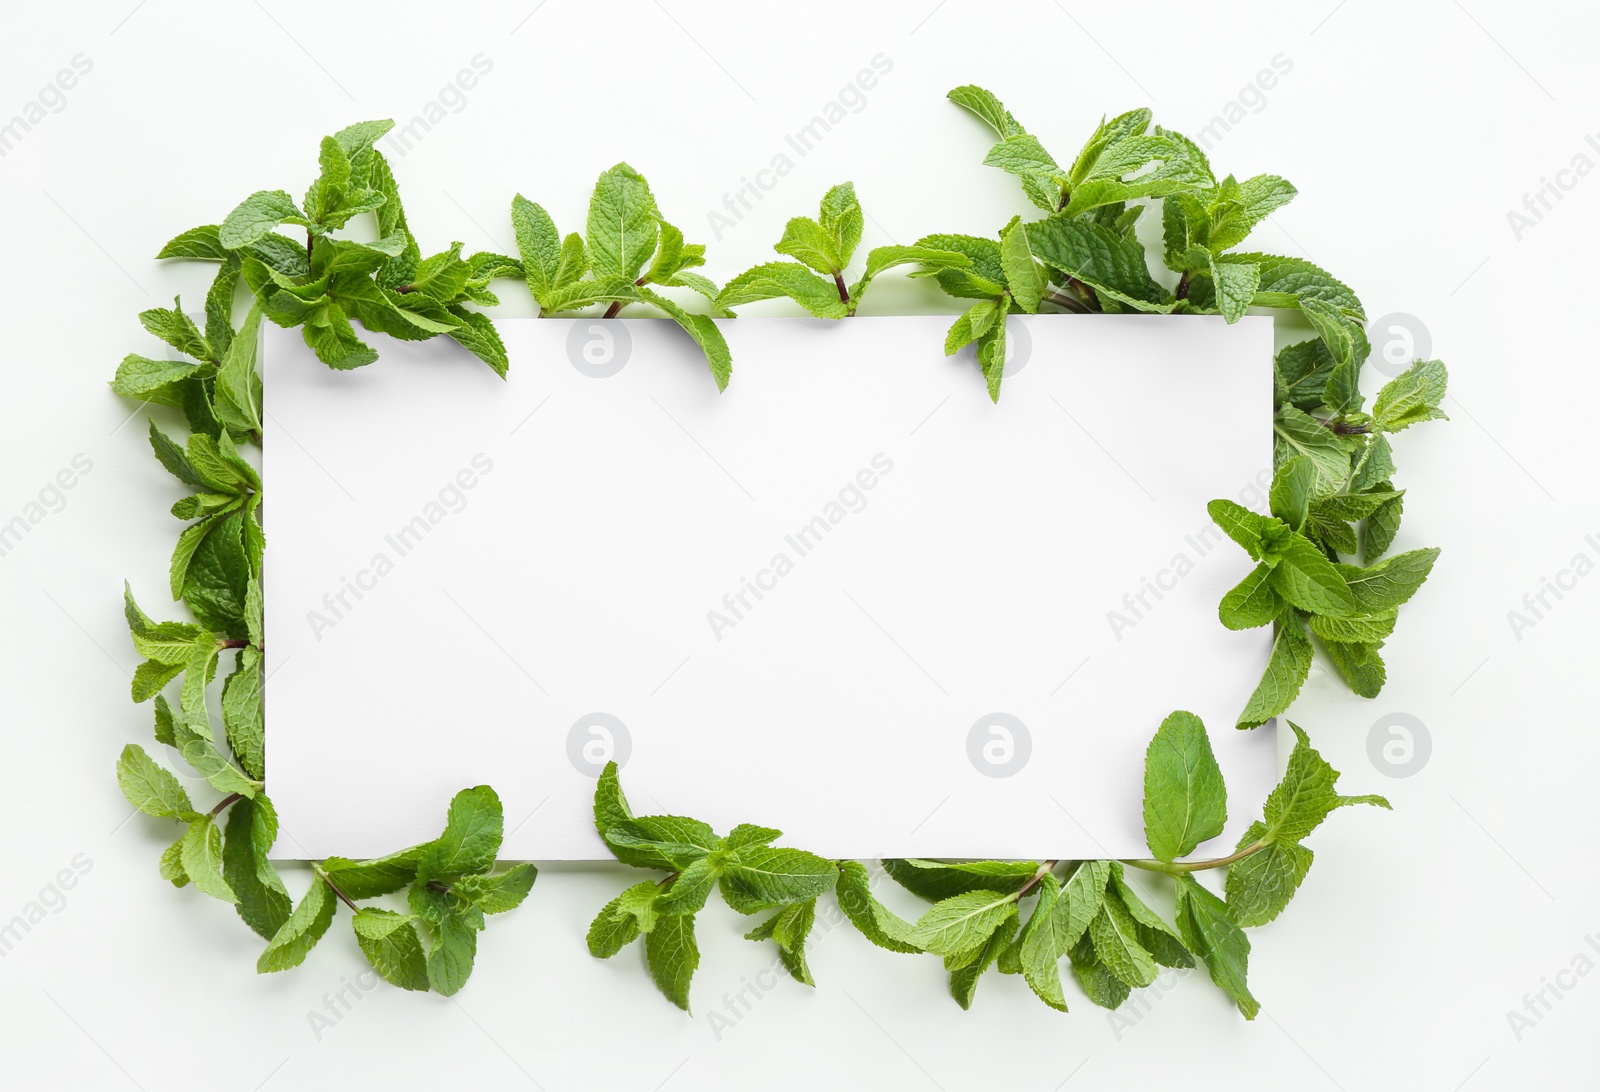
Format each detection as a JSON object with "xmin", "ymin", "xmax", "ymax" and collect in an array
[{"xmin": 110, "ymin": 85, "xmax": 1444, "ymax": 1011}]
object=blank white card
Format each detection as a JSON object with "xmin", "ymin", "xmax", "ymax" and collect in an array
[{"xmin": 264, "ymin": 314, "xmax": 1276, "ymax": 861}]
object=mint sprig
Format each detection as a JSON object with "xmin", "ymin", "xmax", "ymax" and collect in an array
[{"xmin": 512, "ymin": 163, "xmax": 733, "ymax": 390}]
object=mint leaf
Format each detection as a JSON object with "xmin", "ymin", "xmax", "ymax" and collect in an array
[
  {"xmin": 1224, "ymin": 822, "xmax": 1312, "ymax": 927},
  {"xmin": 1218, "ymin": 563, "xmax": 1282, "ymax": 630},
  {"xmin": 745, "ymin": 899, "xmax": 819, "ymax": 986},
  {"xmin": 1373, "ymin": 360, "xmax": 1449, "ymax": 433},
  {"xmin": 1025, "ymin": 214, "xmax": 1175, "ymax": 313},
  {"xmin": 1335, "ymin": 548, "xmax": 1440, "ymax": 613},
  {"xmin": 416, "ymin": 786, "xmax": 503, "ymax": 884},
  {"xmin": 999, "ymin": 216, "xmax": 1046, "ymax": 313},
  {"xmin": 320, "ymin": 845, "xmax": 428, "ymax": 900},
  {"xmin": 947, "ymin": 84, "xmax": 1025, "ymax": 138},
  {"xmin": 258, "ymin": 876, "xmax": 337, "ymax": 973},
  {"xmin": 836, "ymin": 861, "xmax": 919, "ymax": 954},
  {"xmin": 1143, "ymin": 710, "xmax": 1228, "ymax": 862},
  {"xmin": 423, "ymin": 911, "xmax": 478, "ymax": 996},
  {"xmin": 587, "ymin": 163, "xmax": 658, "ymax": 283},
  {"xmin": 1237, "ymin": 609, "xmax": 1314, "ymax": 729},
  {"xmin": 904, "ymin": 890, "xmax": 1019, "ymax": 960},
  {"xmin": 645, "ymin": 911, "xmax": 699, "ymax": 1011},
  {"xmin": 1259, "ymin": 722, "xmax": 1391, "ymax": 844},
  {"xmin": 719, "ymin": 845, "xmax": 837, "ymax": 913},
  {"xmin": 1174, "ymin": 874, "xmax": 1258, "ymax": 1018},
  {"xmin": 222, "ymin": 795, "xmax": 291, "ymax": 940},
  {"xmin": 176, "ymin": 816, "xmax": 234, "ymax": 903},
  {"xmin": 352, "ymin": 908, "xmax": 429, "ymax": 991},
  {"xmin": 452, "ymin": 864, "xmax": 537, "ymax": 915},
  {"xmin": 219, "ymin": 191, "xmax": 308, "ymax": 250},
  {"xmin": 117, "ymin": 744, "xmax": 199, "ymax": 820},
  {"xmin": 1088, "ymin": 896, "xmax": 1157, "ymax": 988},
  {"xmin": 1263, "ymin": 529, "xmax": 1356, "ymax": 616},
  {"xmin": 883, "ymin": 858, "xmax": 1039, "ymax": 901},
  {"xmin": 588, "ymin": 880, "xmax": 659, "ymax": 958},
  {"xmin": 717, "ymin": 261, "xmax": 847, "ymax": 319},
  {"xmin": 949, "ymin": 910, "xmax": 1018, "ymax": 1009}
]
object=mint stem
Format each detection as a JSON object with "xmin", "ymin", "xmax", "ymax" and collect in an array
[{"xmin": 1120, "ymin": 840, "xmax": 1266, "ymax": 876}]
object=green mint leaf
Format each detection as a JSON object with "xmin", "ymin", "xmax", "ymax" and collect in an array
[
  {"xmin": 587, "ymin": 163, "xmax": 659, "ymax": 283},
  {"xmin": 140, "ymin": 298, "xmax": 212, "ymax": 362},
  {"xmin": 1209, "ymin": 258, "xmax": 1260, "ymax": 323},
  {"xmin": 587, "ymin": 880, "xmax": 659, "ymax": 958},
  {"xmin": 1206, "ymin": 498, "xmax": 1278, "ymax": 560},
  {"xmin": 655, "ymin": 856, "xmax": 721, "ymax": 916},
  {"xmin": 848, "ymin": 244, "xmax": 971, "ymax": 306},
  {"xmin": 352, "ymin": 908, "xmax": 429, "ymax": 991},
  {"xmin": 1173, "ymin": 874, "xmax": 1258, "ymax": 1018},
  {"xmin": 1263, "ymin": 529, "xmax": 1356, "ymax": 616},
  {"xmin": 1088, "ymin": 896, "xmax": 1157, "ymax": 988},
  {"xmin": 632, "ymin": 286, "xmax": 732, "ymax": 391},
  {"xmin": 593, "ymin": 761, "xmax": 634, "ymax": 834},
  {"xmin": 1237, "ymin": 609, "xmax": 1313, "ymax": 729},
  {"xmin": 977, "ymin": 301, "xmax": 1011, "ymax": 402},
  {"xmin": 445, "ymin": 305, "xmax": 510, "ymax": 379},
  {"xmin": 716, "ymin": 261, "xmax": 847, "ymax": 319},
  {"xmin": 1275, "ymin": 338, "xmax": 1335, "ymax": 411},
  {"xmin": 999, "ymin": 216, "xmax": 1046, "ymax": 314},
  {"xmin": 1068, "ymin": 930, "xmax": 1132, "ymax": 1010},
  {"xmin": 1242, "ymin": 252, "xmax": 1364, "ymax": 315},
  {"xmin": 1274, "ymin": 406, "xmax": 1357, "ymax": 497},
  {"xmin": 949, "ymin": 909, "xmax": 1018, "ymax": 1009},
  {"xmin": 320, "ymin": 846, "xmax": 428, "ymax": 900},
  {"xmin": 1259, "ymin": 722, "xmax": 1391, "ymax": 845},
  {"xmin": 111, "ymin": 354, "xmax": 205, "ymax": 407},
  {"xmin": 774, "ymin": 215, "xmax": 842, "ymax": 276},
  {"xmin": 1206, "ymin": 174, "xmax": 1297, "ymax": 252},
  {"xmin": 452, "ymin": 864, "xmax": 537, "ymax": 915},
  {"xmin": 423, "ymin": 911, "xmax": 479, "ymax": 996},
  {"xmin": 745, "ymin": 899, "xmax": 819, "ymax": 986},
  {"xmin": 1362, "ymin": 492, "xmax": 1404, "ymax": 562},
  {"xmin": 604, "ymin": 815, "xmax": 721, "ymax": 871},
  {"xmin": 903, "ymin": 889, "xmax": 1019, "ymax": 960},
  {"xmin": 1025, "ymin": 214, "xmax": 1175, "ymax": 313},
  {"xmin": 1219, "ymin": 563, "xmax": 1283, "ymax": 630},
  {"xmin": 943, "ymin": 298, "xmax": 1002, "ymax": 355},
  {"xmin": 1224, "ymin": 821, "xmax": 1312, "ymax": 927},
  {"xmin": 1372, "ymin": 360, "xmax": 1449, "ymax": 433},
  {"xmin": 883, "ymin": 858, "xmax": 1039, "ymax": 902},
  {"xmin": 222, "ymin": 795, "xmax": 292, "ymax": 940},
  {"xmin": 1306, "ymin": 610, "xmax": 1397, "ymax": 644},
  {"xmin": 1107, "ymin": 866, "xmax": 1193, "ymax": 968},
  {"xmin": 219, "ymin": 191, "xmax": 308, "ymax": 250},
  {"xmin": 818, "ymin": 182, "xmax": 863, "ymax": 268},
  {"xmin": 221, "ymin": 646, "xmax": 264, "ymax": 781},
  {"xmin": 212, "ymin": 307, "xmax": 263, "ymax": 437},
  {"xmin": 946, "ymin": 84, "xmax": 1025, "ymax": 138},
  {"xmin": 159, "ymin": 225, "xmax": 228, "ymax": 261},
  {"xmin": 835, "ymin": 861, "xmax": 920, "ymax": 953},
  {"xmin": 1143, "ymin": 710, "xmax": 1228, "ymax": 861},
  {"xmin": 117, "ymin": 744, "xmax": 199, "ymax": 820},
  {"xmin": 416, "ymin": 786, "xmax": 503, "ymax": 884},
  {"xmin": 645, "ymin": 911, "xmax": 699, "ymax": 1011},
  {"xmin": 718, "ymin": 845, "xmax": 838, "ymax": 913},
  {"xmin": 159, "ymin": 832, "xmax": 189, "ymax": 888},
  {"xmin": 724, "ymin": 824, "xmax": 781, "ymax": 850},
  {"xmin": 179, "ymin": 816, "xmax": 236, "ymax": 904},
  {"xmin": 1013, "ymin": 873, "xmax": 1067, "ymax": 1010},
  {"xmin": 1335, "ymin": 547, "xmax": 1440, "ymax": 613},
  {"xmin": 915, "ymin": 233, "xmax": 1007, "ymax": 298}
]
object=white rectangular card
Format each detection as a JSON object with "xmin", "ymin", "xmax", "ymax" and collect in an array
[{"xmin": 263, "ymin": 314, "xmax": 1276, "ymax": 861}]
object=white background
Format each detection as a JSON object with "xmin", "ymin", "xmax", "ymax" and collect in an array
[{"xmin": 0, "ymin": 1, "xmax": 1595, "ymax": 1089}]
